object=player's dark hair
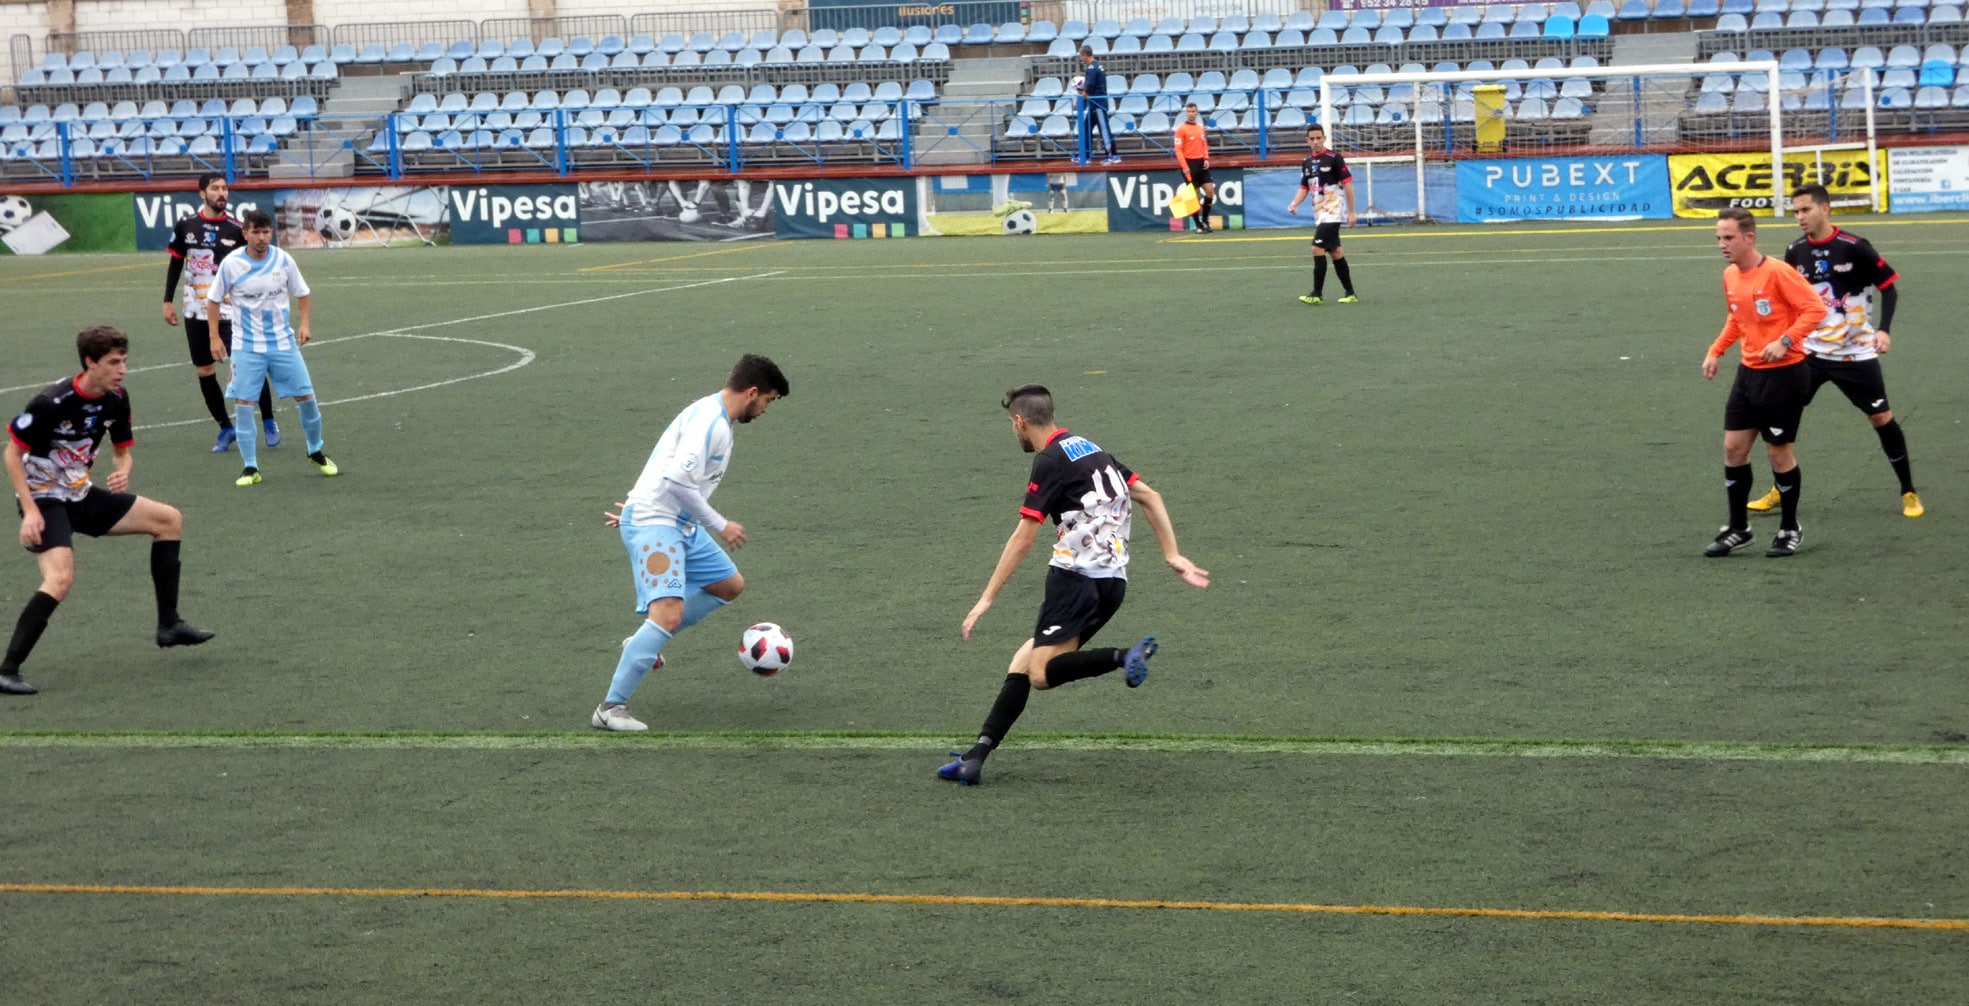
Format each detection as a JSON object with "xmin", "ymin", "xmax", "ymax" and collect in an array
[
  {"xmin": 242, "ymin": 208, "xmax": 274, "ymax": 230},
  {"xmin": 1791, "ymin": 183, "xmax": 1832, "ymax": 207},
  {"xmin": 1717, "ymin": 206, "xmax": 1757, "ymax": 232},
  {"xmin": 1002, "ymin": 384, "xmax": 1054, "ymax": 424},
  {"xmin": 1080, "ymin": 45, "xmax": 1095, "ymax": 56},
  {"xmin": 197, "ymin": 172, "xmax": 224, "ymax": 192},
  {"xmin": 77, "ymin": 326, "xmax": 129, "ymax": 366},
  {"xmin": 727, "ymin": 353, "xmax": 790, "ymax": 397},
  {"xmin": 1306, "ymin": 124, "xmax": 1325, "ymax": 136}
]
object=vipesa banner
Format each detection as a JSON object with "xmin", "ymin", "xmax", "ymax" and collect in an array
[
  {"xmin": 1106, "ymin": 168, "xmax": 1244, "ymax": 232},
  {"xmin": 773, "ymin": 178, "xmax": 916, "ymax": 239},
  {"xmin": 447, "ymin": 183, "xmax": 578, "ymax": 244},
  {"xmin": 1455, "ymin": 156, "xmax": 1670, "ymax": 221}
]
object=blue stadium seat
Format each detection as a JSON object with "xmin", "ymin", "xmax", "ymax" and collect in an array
[
  {"xmin": 1546, "ymin": 14, "xmax": 1580, "ymax": 34},
  {"xmin": 1580, "ymin": 12, "xmax": 1614, "ymax": 32}
]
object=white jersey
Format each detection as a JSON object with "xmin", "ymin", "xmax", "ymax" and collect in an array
[
  {"xmin": 625, "ymin": 392, "xmax": 733, "ymax": 530},
  {"xmin": 207, "ymin": 247, "xmax": 310, "ymax": 353}
]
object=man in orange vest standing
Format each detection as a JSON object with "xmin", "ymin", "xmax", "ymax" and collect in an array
[{"xmin": 1174, "ymin": 103, "xmax": 1214, "ymax": 233}]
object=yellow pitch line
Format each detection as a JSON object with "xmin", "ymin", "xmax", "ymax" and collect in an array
[
  {"xmin": 4, "ymin": 883, "xmax": 1963, "ymax": 931},
  {"xmin": 579, "ymin": 243, "xmax": 774, "ymax": 272},
  {"xmin": 0, "ymin": 262, "xmax": 153, "ymax": 284},
  {"xmin": 1175, "ymin": 217, "xmax": 1969, "ymax": 243}
]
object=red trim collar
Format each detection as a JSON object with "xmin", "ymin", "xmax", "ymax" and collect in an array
[
  {"xmin": 1045, "ymin": 428, "xmax": 1070, "ymax": 447},
  {"xmin": 1806, "ymin": 226, "xmax": 1842, "ymax": 247},
  {"xmin": 69, "ymin": 375, "xmax": 104, "ymax": 400},
  {"xmin": 198, "ymin": 208, "xmax": 229, "ymax": 222}
]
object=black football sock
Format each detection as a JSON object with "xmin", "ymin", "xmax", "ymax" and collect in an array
[
  {"xmin": 1313, "ymin": 256, "xmax": 1328, "ymax": 297},
  {"xmin": 151, "ymin": 540, "xmax": 182, "ymax": 628},
  {"xmin": 1874, "ymin": 420, "xmax": 1915, "ymax": 493},
  {"xmin": 1774, "ymin": 464, "xmax": 1802, "ymax": 532},
  {"xmin": 198, "ymin": 373, "xmax": 232, "ymax": 428},
  {"xmin": 258, "ymin": 381, "xmax": 276, "ymax": 423},
  {"xmin": 965, "ymin": 674, "xmax": 1031, "ymax": 761},
  {"xmin": 1044, "ymin": 648, "xmax": 1124, "ymax": 687},
  {"xmin": 1725, "ymin": 463, "xmax": 1753, "ymax": 531},
  {"xmin": 3, "ymin": 591, "xmax": 61, "ymax": 674},
  {"xmin": 1200, "ymin": 196, "xmax": 1213, "ymax": 222},
  {"xmin": 1334, "ymin": 258, "xmax": 1355, "ymax": 295}
]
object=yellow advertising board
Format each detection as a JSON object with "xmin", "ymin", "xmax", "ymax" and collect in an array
[{"xmin": 1667, "ymin": 150, "xmax": 1885, "ymax": 218}]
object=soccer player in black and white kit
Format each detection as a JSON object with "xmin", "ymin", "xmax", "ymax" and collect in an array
[
  {"xmin": 162, "ymin": 173, "xmax": 277, "ymax": 454},
  {"xmin": 1287, "ymin": 124, "xmax": 1358, "ymax": 305},
  {"xmin": 1, "ymin": 327, "xmax": 214, "ymax": 695},
  {"xmin": 938, "ymin": 384, "xmax": 1209, "ymax": 786},
  {"xmin": 1744, "ymin": 183, "xmax": 1923, "ymax": 519}
]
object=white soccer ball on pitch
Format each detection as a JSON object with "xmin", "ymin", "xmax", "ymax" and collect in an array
[
  {"xmin": 315, "ymin": 205, "xmax": 358, "ymax": 243},
  {"xmin": 0, "ymin": 194, "xmax": 32, "ymax": 232},
  {"xmin": 739, "ymin": 622, "xmax": 794, "ymax": 676},
  {"xmin": 1002, "ymin": 209, "xmax": 1037, "ymax": 235}
]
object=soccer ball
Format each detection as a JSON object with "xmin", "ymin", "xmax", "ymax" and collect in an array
[
  {"xmin": 1002, "ymin": 209, "xmax": 1037, "ymax": 235},
  {"xmin": 1070, "ymin": 74, "xmax": 1085, "ymax": 94},
  {"xmin": 0, "ymin": 195, "xmax": 31, "ymax": 232},
  {"xmin": 739, "ymin": 622, "xmax": 794, "ymax": 676},
  {"xmin": 315, "ymin": 205, "xmax": 358, "ymax": 243}
]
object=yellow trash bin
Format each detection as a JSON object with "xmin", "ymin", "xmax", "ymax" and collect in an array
[{"xmin": 1473, "ymin": 84, "xmax": 1507, "ymax": 152}]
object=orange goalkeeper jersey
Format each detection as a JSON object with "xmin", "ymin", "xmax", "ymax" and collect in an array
[{"xmin": 1709, "ymin": 255, "xmax": 1826, "ymax": 370}]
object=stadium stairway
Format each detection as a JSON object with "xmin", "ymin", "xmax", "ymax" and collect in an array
[
  {"xmin": 913, "ymin": 55, "xmax": 1026, "ymax": 165},
  {"xmin": 1591, "ymin": 29, "xmax": 1702, "ymax": 144},
  {"xmin": 268, "ymin": 73, "xmax": 408, "ymax": 179}
]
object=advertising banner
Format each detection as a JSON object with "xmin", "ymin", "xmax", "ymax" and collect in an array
[
  {"xmin": 1241, "ymin": 163, "xmax": 1457, "ymax": 227},
  {"xmin": 772, "ymin": 178, "xmax": 917, "ymax": 239},
  {"xmin": 1455, "ymin": 155, "xmax": 1670, "ymax": 221},
  {"xmin": 1887, "ymin": 145, "xmax": 1969, "ymax": 213},
  {"xmin": 0, "ymin": 193, "xmax": 133, "ymax": 254},
  {"xmin": 1105, "ymin": 168, "xmax": 1244, "ymax": 232},
  {"xmin": 132, "ymin": 190, "xmax": 276, "ymax": 252},
  {"xmin": 917, "ymin": 172, "xmax": 1108, "ymax": 236},
  {"xmin": 275, "ymin": 186, "xmax": 451, "ymax": 248},
  {"xmin": 578, "ymin": 180, "xmax": 774, "ymax": 241},
  {"xmin": 447, "ymin": 183, "xmax": 579, "ymax": 244},
  {"xmin": 1667, "ymin": 150, "xmax": 1884, "ymax": 217}
]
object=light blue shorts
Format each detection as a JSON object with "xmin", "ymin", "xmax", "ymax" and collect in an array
[
  {"xmin": 621, "ymin": 510, "xmax": 739, "ymax": 613},
  {"xmin": 228, "ymin": 346, "xmax": 315, "ymax": 401}
]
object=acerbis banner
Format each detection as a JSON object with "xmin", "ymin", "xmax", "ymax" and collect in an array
[
  {"xmin": 447, "ymin": 183, "xmax": 579, "ymax": 244},
  {"xmin": 1887, "ymin": 145, "xmax": 1969, "ymax": 213},
  {"xmin": 772, "ymin": 178, "xmax": 916, "ymax": 239},
  {"xmin": 1667, "ymin": 150, "xmax": 1884, "ymax": 217},
  {"xmin": 1455, "ymin": 155, "xmax": 1670, "ymax": 221},
  {"xmin": 1105, "ymin": 167, "xmax": 1244, "ymax": 232}
]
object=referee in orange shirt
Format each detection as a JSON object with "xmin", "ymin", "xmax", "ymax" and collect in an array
[
  {"xmin": 1174, "ymin": 103, "xmax": 1214, "ymax": 233},
  {"xmin": 1701, "ymin": 207, "xmax": 1828, "ymax": 558}
]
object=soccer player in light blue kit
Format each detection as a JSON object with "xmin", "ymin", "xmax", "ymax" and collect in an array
[
  {"xmin": 593, "ymin": 354, "xmax": 789, "ymax": 732},
  {"xmin": 205, "ymin": 209, "xmax": 338, "ymax": 487}
]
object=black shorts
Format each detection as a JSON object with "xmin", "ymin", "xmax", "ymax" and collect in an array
[
  {"xmin": 1723, "ymin": 361, "xmax": 1811, "ymax": 444},
  {"xmin": 1032, "ymin": 566, "xmax": 1126, "ymax": 648},
  {"xmin": 1313, "ymin": 223, "xmax": 1343, "ymax": 251},
  {"xmin": 20, "ymin": 487, "xmax": 137, "ymax": 554},
  {"xmin": 185, "ymin": 315, "xmax": 234, "ymax": 368},
  {"xmin": 1805, "ymin": 355, "xmax": 1891, "ymax": 416},
  {"xmin": 1184, "ymin": 162, "xmax": 1213, "ymax": 189}
]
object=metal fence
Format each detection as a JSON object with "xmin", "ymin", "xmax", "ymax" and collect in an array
[
  {"xmin": 630, "ymin": 10, "xmax": 784, "ymax": 38},
  {"xmin": 186, "ymin": 26, "xmax": 329, "ymax": 52},
  {"xmin": 330, "ymin": 21, "xmax": 481, "ymax": 52}
]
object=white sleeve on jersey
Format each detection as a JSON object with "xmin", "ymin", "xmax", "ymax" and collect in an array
[{"xmin": 624, "ymin": 393, "xmax": 735, "ymax": 530}]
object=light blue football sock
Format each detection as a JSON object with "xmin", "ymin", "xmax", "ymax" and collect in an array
[
  {"xmin": 297, "ymin": 398, "xmax": 324, "ymax": 454},
  {"xmin": 234, "ymin": 403, "xmax": 259, "ymax": 468},
  {"xmin": 605, "ymin": 620, "xmax": 672, "ymax": 706},
  {"xmin": 679, "ymin": 591, "xmax": 729, "ymax": 630}
]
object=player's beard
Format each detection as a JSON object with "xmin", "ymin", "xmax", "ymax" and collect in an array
[{"xmin": 206, "ymin": 196, "xmax": 228, "ymax": 214}]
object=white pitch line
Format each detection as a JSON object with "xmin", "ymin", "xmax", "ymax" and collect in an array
[{"xmin": 0, "ymin": 271, "xmax": 780, "ymax": 405}]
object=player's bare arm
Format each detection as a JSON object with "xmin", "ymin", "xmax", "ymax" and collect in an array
[
  {"xmin": 205, "ymin": 297, "xmax": 228, "ymax": 359},
  {"xmin": 1344, "ymin": 182, "xmax": 1357, "ymax": 227},
  {"xmin": 1128, "ymin": 480, "xmax": 1210, "ymax": 588},
  {"xmin": 295, "ymin": 294, "xmax": 312, "ymax": 346},
  {"xmin": 5, "ymin": 442, "xmax": 42, "ymax": 548},
  {"xmin": 106, "ymin": 443, "xmax": 133, "ymax": 494},
  {"xmin": 1702, "ymin": 353, "xmax": 1722, "ymax": 380},
  {"xmin": 962, "ymin": 517, "xmax": 1042, "ymax": 640},
  {"xmin": 1288, "ymin": 188, "xmax": 1306, "ymax": 214}
]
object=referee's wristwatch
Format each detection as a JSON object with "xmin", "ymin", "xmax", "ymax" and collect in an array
[{"xmin": 1779, "ymin": 336, "xmax": 1794, "ymax": 349}]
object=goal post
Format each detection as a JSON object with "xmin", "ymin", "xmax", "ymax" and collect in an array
[{"xmin": 1302, "ymin": 59, "xmax": 1890, "ymax": 224}]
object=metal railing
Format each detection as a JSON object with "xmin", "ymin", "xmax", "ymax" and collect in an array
[{"xmin": 330, "ymin": 21, "xmax": 480, "ymax": 52}]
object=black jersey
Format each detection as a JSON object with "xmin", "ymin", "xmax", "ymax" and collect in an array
[
  {"xmin": 1019, "ymin": 428, "xmax": 1139, "ymax": 580},
  {"xmin": 167, "ymin": 209, "xmax": 245, "ymax": 321},
  {"xmin": 1298, "ymin": 150, "xmax": 1352, "ymax": 223},
  {"xmin": 9, "ymin": 377, "xmax": 134, "ymax": 503},
  {"xmin": 1784, "ymin": 227, "xmax": 1898, "ymax": 361}
]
